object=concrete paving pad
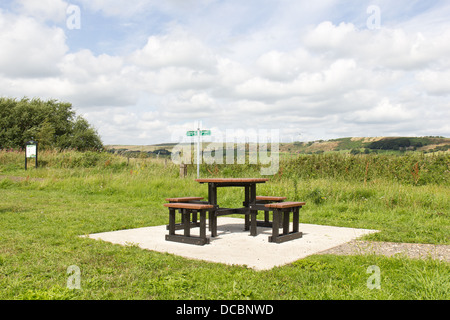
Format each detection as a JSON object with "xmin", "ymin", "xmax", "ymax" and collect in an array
[{"xmin": 84, "ymin": 217, "xmax": 378, "ymax": 270}]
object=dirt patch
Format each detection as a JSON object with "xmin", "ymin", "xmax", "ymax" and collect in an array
[
  {"xmin": 306, "ymin": 141, "xmax": 340, "ymax": 152},
  {"xmin": 0, "ymin": 175, "xmax": 44, "ymax": 182},
  {"xmin": 318, "ymin": 240, "xmax": 450, "ymax": 262}
]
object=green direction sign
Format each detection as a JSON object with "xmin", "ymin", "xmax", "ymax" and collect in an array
[
  {"xmin": 187, "ymin": 130, "xmax": 211, "ymax": 136},
  {"xmin": 201, "ymin": 130, "xmax": 211, "ymax": 136}
]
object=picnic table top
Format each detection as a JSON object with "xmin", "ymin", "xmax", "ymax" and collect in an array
[{"xmin": 195, "ymin": 178, "xmax": 269, "ymax": 183}]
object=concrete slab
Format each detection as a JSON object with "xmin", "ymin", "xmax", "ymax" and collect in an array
[{"xmin": 84, "ymin": 217, "xmax": 379, "ymax": 270}]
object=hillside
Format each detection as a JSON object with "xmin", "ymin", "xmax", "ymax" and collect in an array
[
  {"xmin": 280, "ymin": 136, "xmax": 450, "ymax": 154},
  {"xmin": 107, "ymin": 136, "xmax": 449, "ymax": 157}
]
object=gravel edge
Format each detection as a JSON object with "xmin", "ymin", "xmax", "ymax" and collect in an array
[{"xmin": 317, "ymin": 240, "xmax": 450, "ymax": 262}]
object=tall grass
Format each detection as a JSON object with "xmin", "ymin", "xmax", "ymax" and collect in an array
[
  {"xmin": 0, "ymin": 149, "xmax": 449, "ymax": 300},
  {"xmin": 1, "ymin": 149, "xmax": 448, "ymax": 244},
  {"xmin": 2, "ymin": 149, "xmax": 448, "ymax": 185},
  {"xmin": 280, "ymin": 153, "xmax": 449, "ymax": 185}
]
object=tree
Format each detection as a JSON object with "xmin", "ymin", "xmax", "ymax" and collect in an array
[
  {"xmin": 36, "ymin": 119, "xmax": 56, "ymax": 150},
  {"xmin": 65, "ymin": 116, "xmax": 103, "ymax": 151},
  {"xmin": 0, "ymin": 97, "xmax": 103, "ymax": 150}
]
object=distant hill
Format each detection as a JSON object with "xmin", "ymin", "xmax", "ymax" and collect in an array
[
  {"xmin": 280, "ymin": 136, "xmax": 449, "ymax": 154},
  {"xmin": 106, "ymin": 136, "xmax": 450, "ymax": 156}
]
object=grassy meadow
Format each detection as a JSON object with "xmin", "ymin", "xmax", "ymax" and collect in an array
[{"xmin": 0, "ymin": 149, "xmax": 449, "ymax": 300}]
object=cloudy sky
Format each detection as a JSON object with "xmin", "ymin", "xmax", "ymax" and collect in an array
[{"xmin": 1, "ymin": 0, "xmax": 449, "ymax": 145}]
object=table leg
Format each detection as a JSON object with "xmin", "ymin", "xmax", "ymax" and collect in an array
[
  {"xmin": 210, "ymin": 210, "xmax": 217, "ymax": 237},
  {"xmin": 283, "ymin": 210, "xmax": 289, "ymax": 235},
  {"xmin": 293, "ymin": 207, "xmax": 299, "ymax": 233},
  {"xmin": 249, "ymin": 183, "xmax": 257, "ymax": 236},
  {"xmin": 270, "ymin": 209, "xmax": 280, "ymax": 242},
  {"xmin": 208, "ymin": 183, "xmax": 218, "ymax": 237},
  {"xmin": 169, "ymin": 208, "xmax": 176, "ymax": 236},
  {"xmin": 183, "ymin": 209, "xmax": 190, "ymax": 237},
  {"xmin": 244, "ymin": 185, "xmax": 250, "ymax": 231},
  {"xmin": 200, "ymin": 210, "xmax": 206, "ymax": 240}
]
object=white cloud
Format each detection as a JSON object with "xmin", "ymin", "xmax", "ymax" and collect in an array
[
  {"xmin": 346, "ymin": 99, "xmax": 416, "ymax": 124},
  {"xmin": 416, "ymin": 70, "xmax": 450, "ymax": 96},
  {"xmin": 15, "ymin": 0, "xmax": 69, "ymax": 23},
  {"xmin": 75, "ymin": 0, "xmax": 150, "ymax": 18},
  {"xmin": 129, "ymin": 29, "xmax": 217, "ymax": 71},
  {"xmin": 0, "ymin": 12, "xmax": 67, "ymax": 77},
  {"xmin": 1, "ymin": 1, "xmax": 449, "ymax": 144},
  {"xmin": 255, "ymin": 49, "xmax": 321, "ymax": 82},
  {"xmin": 303, "ymin": 21, "xmax": 450, "ymax": 71}
]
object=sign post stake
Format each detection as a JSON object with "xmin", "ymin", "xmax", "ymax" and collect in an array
[
  {"xmin": 186, "ymin": 122, "xmax": 211, "ymax": 179},
  {"xmin": 25, "ymin": 140, "xmax": 38, "ymax": 170},
  {"xmin": 197, "ymin": 121, "xmax": 201, "ymax": 179}
]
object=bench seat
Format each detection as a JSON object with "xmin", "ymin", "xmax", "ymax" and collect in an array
[
  {"xmin": 253, "ymin": 196, "xmax": 288, "ymax": 227},
  {"xmin": 255, "ymin": 196, "xmax": 287, "ymax": 201},
  {"xmin": 164, "ymin": 202, "xmax": 213, "ymax": 245},
  {"xmin": 164, "ymin": 203, "xmax": 213, "ymax": 210},
  {"xmin": 265, "ymin": 201, "xmax": 306, "ymax": 209},
  {"xmin": 165, "ymin": 197, "xmax": 204, "ymax": 203},
  {"xmin": 264, "ymin": 202, "xmax": 306, "ymax": 243}
]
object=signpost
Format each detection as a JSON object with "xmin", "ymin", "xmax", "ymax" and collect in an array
[
  {"xmin": 25, "ymin": 140, "xmax": 38, "ymax": 170},
  {"xmin": 186, "ymin": 130, "xmax": 210, "ymax": 137},
  {"xmin": 201, "ymin": 130, "xmax": 211, "ymax": 136},
  {"xmin": 186, "ymin": 123, "xmax": 211, "ymax": 178}
]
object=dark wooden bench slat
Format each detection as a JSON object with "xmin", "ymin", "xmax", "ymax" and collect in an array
[
  {"xmin": 265, "ymin": 201, "xmax": 306, "ymax": 209},
  {"xmin": 164, "ymin": 203, "xmax": 213, "ymax": 210},
  {"xmin": 165, "ymin": 203, "xmax": 211, "ymax": 246},
  {"xmin": 264, "ymin": 203, "xmax": 305, "ymax": 244},
  {"xmin": 165, "ymin": 197, "xmax": 204, "ymax": 202},
  {"xmin": 255, "ymin": 196, "xmax": 287, "ymax": 201}
]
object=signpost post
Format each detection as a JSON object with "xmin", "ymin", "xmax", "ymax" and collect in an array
[
  {"xmin": 25, "ymin": 140, "xmax": 38, "ymax": 170},
  {"xmin": 187, "ymin": 122, "xmax": 211, "ymax": 179}
]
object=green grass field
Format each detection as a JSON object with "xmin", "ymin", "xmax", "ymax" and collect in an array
[{"xmin": 0, "ymin": 150, "xmax": 448, "ymax": 299}]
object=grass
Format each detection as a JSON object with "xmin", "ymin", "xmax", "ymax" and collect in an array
[{"xmin": 0, "ymin": 150, "xmax": 449, "ymax": 300}]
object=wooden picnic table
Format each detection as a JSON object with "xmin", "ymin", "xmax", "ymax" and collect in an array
[{"xmin": 195, "ymin": 178, "xmax": 269, "ymax": 237}]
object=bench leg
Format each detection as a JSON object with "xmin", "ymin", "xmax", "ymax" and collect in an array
[
  {"xmin": 264, "ymin": 212, "xmax": 270, "ymax": 225},
  {"xmin": 209, "ymin": 210, "xmax": 212, "ymax": 231},
  {"xmin": 168, "ymin": 208, "xmax": 176, "ymax": 236},
  {"xmin": 209, "ymin": 209, "xmax": 217, "ymax": 237},
  {"xmin": 282, "ymin": 210, "xmax": 289, "ymax": 235},
  {"xmin": 199, "ymin": 209, "xmax": 206, "ymax": 240},
  {"xmin": 269, "ymin": 208, "xmax": 303, "ymax": 244},
  {"xmin": 269, "ymin": 209, "xmax": 280, "ymax": 242},
  {"xmin": 293, "ymin": 207, "xmax": 299, "ymax": 233},
  {"xmin": 183, "ymin": 209, "xmax": 190, "ymax": 237},
  {"xmin": 166, "ymin": 208, "xmax": 210, "ymax": 246},
  {"xmin": 250, "ymin": 211, "xmax": 257, "ymax": 236}
]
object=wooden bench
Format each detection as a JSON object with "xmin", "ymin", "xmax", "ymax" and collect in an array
[
  {"xmin": 264, "ymin": 201, "xmax": 305, "ymax": 243},
  {"xmin": 255, "ymin": 196, "xmax": 287, "ymax": 202},
  {"xmin": 165, "ymin": 197, "xmax": 205, "ymax": 203},
  {"xmin": 164, "ymin": 203, "xmax": 213, "ymax": 246},
  {"xmin": 255, "ymin": 196, "xmax": 287, "ymax": 227},
  {"xmin": 165, "ymin": 197, "xmax": 208, "ymax": 230}
]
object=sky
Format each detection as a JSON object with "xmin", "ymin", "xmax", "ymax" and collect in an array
[{"xmin": 0, "ymin": 0, "xmax": 449, "ymax": 145}]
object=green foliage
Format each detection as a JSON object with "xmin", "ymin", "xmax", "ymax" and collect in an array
[
  {"xmin": 0, "ymin": 150, "xmax": 449, "ymax": 300},
  {"xmin": 0, "ymin": 97, "xmax": 103, "ymax": 151},
  {"xmin": 0, "ymin": 158, "xmax": 449, "ymax": 300},
  {"xmin": 281, "ymin": 153, "xmax": 449, "ymax": 186},
  {"xmin": 368, "ymin": 137, "xmax": 429, "ymax": 150}
]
